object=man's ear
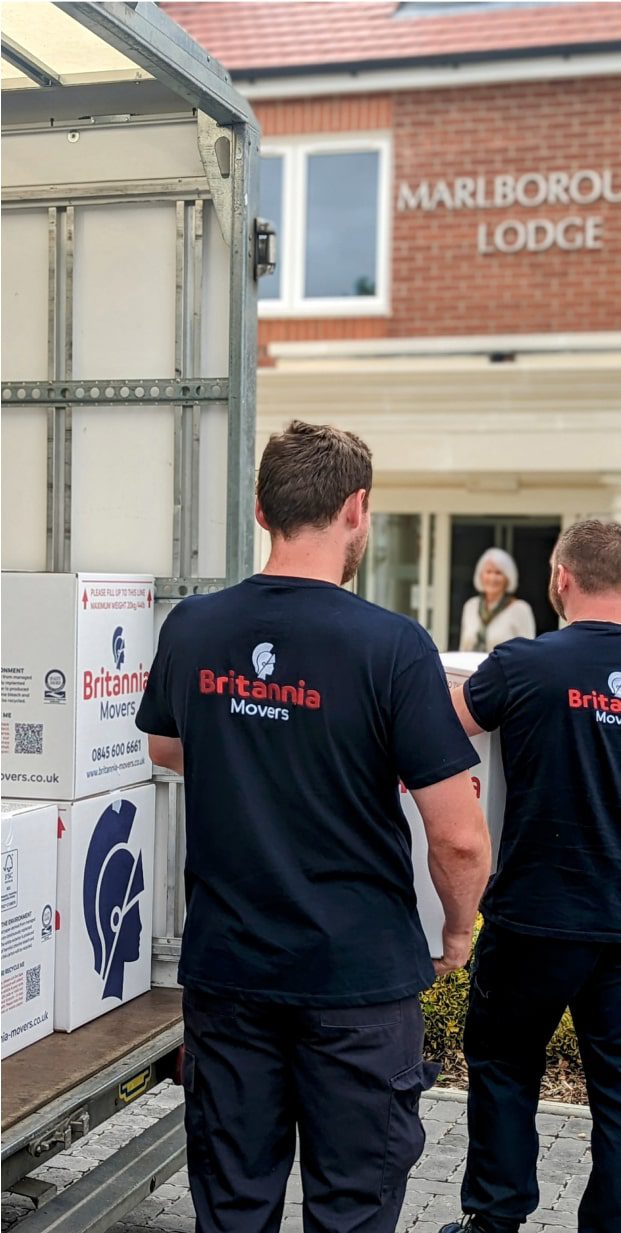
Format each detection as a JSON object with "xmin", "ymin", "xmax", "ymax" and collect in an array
[
  {"xmin": 343, "ymin": 489, "xmax": 367, "ymax": 529},
  {"xmin": 255, "ymin": 499, "xmax": 269, "ymax": 531},
  {"xmin": 556, "ymin": 562, "xmax": 571, "ymax": 593}
]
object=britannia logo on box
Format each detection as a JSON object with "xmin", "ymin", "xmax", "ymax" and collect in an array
[
  {"xmin": 82, "ymin": 799, "xmax": 145, "ymax": 1001},
  {"xmin": 112, "ymin": 627, "xmax": 126, "ymax": 671}
]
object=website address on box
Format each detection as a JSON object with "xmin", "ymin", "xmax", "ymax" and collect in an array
[
  {"xmin": 86, "ymin": 757, "xmax": 144, "ymax": 780},
  {"xmin": 1, "ymin": 1010, "xmax": 49, "ymax": 1043},
  {"xmin": 1, "ymin": 771, "xmax": 59, "ymax": 785}
]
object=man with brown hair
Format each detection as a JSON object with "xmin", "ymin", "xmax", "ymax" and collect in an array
[
  {"xmin": 137, "ymin": 420, "xmax": 490, "ymax": 1233},
  {"xmin": 441, "ymin": 520, "xmax": 621, "ymax": 1233}
]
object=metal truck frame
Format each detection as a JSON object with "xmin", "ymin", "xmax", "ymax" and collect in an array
[{"xmin": 1, "ymin": 4, "xmax": 271, "ymax": 1228}]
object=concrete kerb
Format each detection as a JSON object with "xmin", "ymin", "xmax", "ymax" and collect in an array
[{"xmin": 422, "ymin": 1087, "xmax": 591, "ymax": 1118}]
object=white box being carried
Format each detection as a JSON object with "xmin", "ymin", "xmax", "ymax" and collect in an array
[
  {"xmin": 1, "ymin": 801, "xmax": 57, "ymax": 1058},
  {"xmin": 54, "ymin": 784, "xmax": 155, "ymax": 1033},
  {"xmin": 2, "ymin": 573, "xmax": 154, "ymax": 800},
  {"xmin": 404, "ymin": 652, "xmax": 506, "ymax": 957}
]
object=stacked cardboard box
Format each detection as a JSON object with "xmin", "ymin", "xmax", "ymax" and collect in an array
[
  {"xmin": 403, "ymin": 652, "xmax": 506, "ymax": 958},
  {"xmin": 1, "ymin": 802, "xmax": 58, "ymax": 1058},
  {"xmin": 2, "ymin": 573, "xmax": 157, "ymax": 1048}
]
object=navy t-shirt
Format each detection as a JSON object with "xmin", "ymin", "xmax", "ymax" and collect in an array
[
  {"xmin": 465, "ymin": 622, "xmax": 621, "ymax": 941},
  {"xmin": 137, "ymin": 575, "xmax": 479, "ymax": 1005}
]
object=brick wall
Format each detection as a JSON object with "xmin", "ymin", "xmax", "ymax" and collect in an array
[
  {"xmin": 255, "ymin": 76, "xmax": 621, "ymax": 355},
  {"xmin": 255, "ymin": 93, "xmax": 393, "ymax": 136},
  {"xmin": 392, "ymin": 76, "xmax": 621, "ymax": 335}
]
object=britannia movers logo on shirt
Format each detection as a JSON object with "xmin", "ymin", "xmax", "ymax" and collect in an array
[
  {"xmin": 199, "ymin": 642, "xmax": 322, "ymax": 722},
  {"xmin": 567, "ymin": 671, "xmax": 621, "ymax": 726}
]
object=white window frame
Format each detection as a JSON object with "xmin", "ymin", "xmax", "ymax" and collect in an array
[{"xmin": 259, "ymin": 133, "xmax": 392, "ymax": 318}]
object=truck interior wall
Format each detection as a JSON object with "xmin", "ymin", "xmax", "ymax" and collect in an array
[
  {"xmin": 153, "ymin": 778, "xmax": 186, "ymax": 943},
  {"xmin": 1, "ymin": 120, "xmax": 205, "ymax": 189},
  {"xmin": 71, "ymin": 201, "xmax": 177, "ymax": 573},
  {"xmin": 199, "ymin": 203, "xmax": 230, "ymax": 579},
  {"xmin": 1, "ymin": 209, "xmax": 49, "ymax": 569},
  {"xmin": 1, "ymin": 122, "xmax": 235, "ymax": 579}
]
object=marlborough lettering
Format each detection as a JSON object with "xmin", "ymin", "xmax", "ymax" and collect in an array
[
  {"xmin": 398, "ymin": 170, "xmax": 621, "ymax": 212},
  {"xmin": 397, "ymin": 167, "xmax": 620, "ymax": 255}
]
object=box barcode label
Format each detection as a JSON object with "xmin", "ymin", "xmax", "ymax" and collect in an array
[
  {"xmin": 26, "ymin": 964, "xmax": 41, "ymax": 1002},
  {"xmin": 15, "ymin": 723, "xmax": 43, "ymax": 755}
]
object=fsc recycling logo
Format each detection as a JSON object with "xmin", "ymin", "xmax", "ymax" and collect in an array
[{"xmin": 44, "ymin": 668, "xmax": 66, "ymax": 703}]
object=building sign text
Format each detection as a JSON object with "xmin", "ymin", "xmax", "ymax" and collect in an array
[{"xmin": 397, "ymin": 168, "xmax": 621, "ymax": 254}]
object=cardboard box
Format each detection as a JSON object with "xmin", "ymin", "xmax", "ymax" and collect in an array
[
  {"xmin": 402, "ymin": 652, "xmax": 506, "ymax": 958},
  {"xmin": 53, "ymin": 784, "xmax": 156, "ymax": 1032},
  {"xmin": 1, "ymin": 572, "xmax": 154, "ymax": 800},
  {"xmin": 1, "ymin": 801, "xmax": 57, "ymax": 1057}
]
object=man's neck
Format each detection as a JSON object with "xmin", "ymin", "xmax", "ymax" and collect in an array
[
  {"xmin": 567, "ymin": 593, "xmax": 621, "ymax": 624},
  {"xmin": 262, "ymin": 534, "xmax": 343, "ymax": 586}
]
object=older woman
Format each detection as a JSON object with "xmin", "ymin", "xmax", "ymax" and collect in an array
[{"xmin": 459, "ymin": 547, "xmax": 536, "ymax": 652}]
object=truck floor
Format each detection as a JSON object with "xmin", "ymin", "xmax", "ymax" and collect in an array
[{"xmin": 1, "ymin": 989, "xmax": 182, "ymax": 1132}]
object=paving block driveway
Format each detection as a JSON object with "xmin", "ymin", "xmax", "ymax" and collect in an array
[{"xmin": 1, "ymin": 1085, "xmax": 592, "ymax": 1233}]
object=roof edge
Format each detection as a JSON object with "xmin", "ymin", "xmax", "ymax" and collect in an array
[{"xmin": 229, "ymin": 38, "xmax": 621, "ymax": 81}]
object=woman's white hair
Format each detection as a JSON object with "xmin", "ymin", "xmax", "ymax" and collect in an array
[{"xmin": 473, "ymin": 547, "xmax": 519, "ymax": 595}]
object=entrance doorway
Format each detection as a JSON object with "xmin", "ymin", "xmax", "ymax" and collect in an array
[{"xmin": 449, "ymin": 516, "xmax": 561, "ymax": 650}]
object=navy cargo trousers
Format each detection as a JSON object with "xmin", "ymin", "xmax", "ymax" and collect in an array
[
  {"xmin": 461, "ymin": 924, "xmax": 621, "ymax": 1233},
  {"xmin": 181, "ymin": 988, "xmax": 439, "ymax": 1233}
]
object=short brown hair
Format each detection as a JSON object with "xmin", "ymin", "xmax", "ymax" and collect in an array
[
  {"xmin": 257, "ymin": 420, "xmax": 372, "ymax": 538},
  {"xmin": 555, "ymin": 519, "xmax": 621, "ymax": 593}
]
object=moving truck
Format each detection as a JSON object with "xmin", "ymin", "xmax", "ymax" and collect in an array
[{"xmin": 1, "ymin": 4, "xmax": 271, "ymax": 1228}]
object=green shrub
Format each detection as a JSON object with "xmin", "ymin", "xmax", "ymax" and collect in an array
[
  {"xmin": 421, "ymin": 919, "xmax": 580, "ymax": 1070},
  {"xmin": 421, "ymin": 962, "xmax": 471, "ymax": 1060}
]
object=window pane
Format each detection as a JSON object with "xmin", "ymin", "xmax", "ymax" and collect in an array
[
  {"xmin": 357, "ymin": 514, "xmax": 423, "ymax": 618},
  {"xmin": 305, "ymin": 151, "xmax": 379, "ymax": 299},
  {"xmin": 259, "ymin": 156, "xmax": 282, "ymax": 300}
]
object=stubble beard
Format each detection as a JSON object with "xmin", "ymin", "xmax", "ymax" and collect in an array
[
  {"xmin": 341, "ymin": 529, "xmax": 369, "ymax": 586},
  {"xmin": 548, "ymin": 566, "xmax": 566, "ymax": 619}
]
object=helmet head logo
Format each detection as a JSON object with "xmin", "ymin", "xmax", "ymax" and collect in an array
[
  {"xmin": 252, "ymin": 642, "xmax": 275, "ymax": 681},
  {"xmin": 608, "ymin": 671, "xmax": 621, "ymax": 698},
  {"xmin": 112, "ymin": 626, "xmax": 125, "ymax": 671},
  {"xmin": 83, "ymin": 799, "xmax": 144, "ymax": 1002}
]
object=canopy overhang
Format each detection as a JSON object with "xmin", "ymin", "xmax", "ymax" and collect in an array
[{"xmin": 1, "ymin": 2, "xmax": 256, "ymax": 129}]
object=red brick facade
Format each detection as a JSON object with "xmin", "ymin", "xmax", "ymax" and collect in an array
[{"xmin": 256, "ymin": 75, "xmax": 621, "ymax": 357}]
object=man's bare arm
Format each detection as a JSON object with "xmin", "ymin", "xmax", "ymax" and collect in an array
[
  {"xmin": 149, "ymin": 735, "xmax": 184, "ymax": 776},
  {"xmin": 412, "ymin": 769, "xmax": 491, "ymax": 975},
  {"xmin": 451, "ymin": 684, "xmax": 484, "ymax": 737}
]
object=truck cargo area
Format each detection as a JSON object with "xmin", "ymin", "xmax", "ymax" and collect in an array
[
  {"xmin": 2, "ymin": 989, "xmax": 183, "ymax": 1191},
  {"xmin": 2, "ymin": 1, "xmax": 265, "ymax": 1227}
]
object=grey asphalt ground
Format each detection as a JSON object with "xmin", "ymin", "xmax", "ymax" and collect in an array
[{"xmin": 2, "ymin": 1083, "xmax": 592, "ymax": 1233}]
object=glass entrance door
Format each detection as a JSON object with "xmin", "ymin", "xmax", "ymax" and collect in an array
[
  {"xmin": 357, "ymin": 513, "xmax": 437, "ymax": 630},
  {"xmin": 449, "ymin": 516, "xmax": 561, "ymax": 650}
]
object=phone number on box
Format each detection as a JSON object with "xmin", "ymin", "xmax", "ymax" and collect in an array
[{"xmin": 91, "ymin": 739, "xmax": 142, "ymax": 762}]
